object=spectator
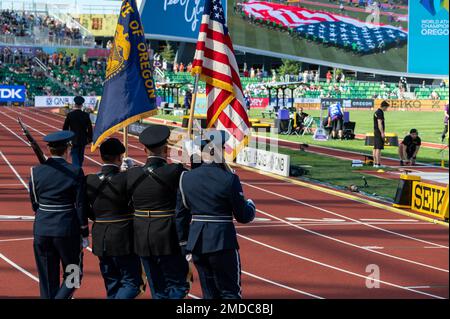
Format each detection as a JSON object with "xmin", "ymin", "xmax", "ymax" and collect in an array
[
  {"xmin": 399, "ymin": 129, "xmax": 421, "ymax": 166},
  {"xmin": 326, "ymin": 70, "xmax": 332, "ymax": 83}
]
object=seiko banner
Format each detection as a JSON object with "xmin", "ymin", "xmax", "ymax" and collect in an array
[
  {"xmin": 34, "ymin": 96, "xmax": 98, "ymax": 108},
  {"xmin": 0, "ymin": 85, "xmax": 26, "ymax": 103}
]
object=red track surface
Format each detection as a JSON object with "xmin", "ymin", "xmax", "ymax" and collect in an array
[{"xmin": 0, "ymin": 107, "xmax": 448, "ymax": 299}]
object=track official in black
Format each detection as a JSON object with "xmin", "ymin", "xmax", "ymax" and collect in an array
[
  {"xmin": 176, "ymin": 130, "xmax": 256, "ymax": 299},
  {"xmin": 85, "ymin": 138, "xmax": 144, "ymax": 299},
  {"xmin": 63, "ymin": 96, "xmax": 93, "ymax": 168},
  {"xmin": 127, "ymin": 125, "xmax": 190, "ymax": 299},
  {"xmin": 29, "ymin": 131, "xmax": 89, "ymax": 299}
]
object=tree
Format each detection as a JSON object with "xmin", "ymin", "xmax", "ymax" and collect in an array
[
  {"xmin": 278, "ymin": 59, "xmax": 302, "ymax": 78},
  {"xmin": 161, "ymin": 41, "xmax": 175, "ymax": 64}
]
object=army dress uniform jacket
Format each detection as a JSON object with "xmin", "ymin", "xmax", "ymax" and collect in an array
[
  {"xmin": 86, "ymin": 165, "xmax": 134, "ymax": 257},
  {"xmin": 29, "ymin": 157, "xmax": 88, "ymax": 238},
  {"xmin": 127, "ymin": 156, "xmax": 186, "ymax": 257},
  {"xmin": 175, "ymin": 163, "xmax": 255, "ymax": 255},
  {"xmin": 62, "ymin": 109, "xmax": 93, "ymax": 146}
]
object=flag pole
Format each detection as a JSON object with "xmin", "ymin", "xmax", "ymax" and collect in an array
[
  {"xmin": 187, "ymin": 73, "xmax": 200, "ymax": 139},
  {"xmin": 123, "ymin": 128, "xmax": 129, "ymax": 157}
]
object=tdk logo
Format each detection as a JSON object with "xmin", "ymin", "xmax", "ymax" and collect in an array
[{"xmin": 0, "ymin": 85, "xmax": 26, "ymax": 102}]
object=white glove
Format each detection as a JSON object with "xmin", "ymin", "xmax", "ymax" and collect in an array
[
  {"xmin": 186, "ymin": 254, "xmax": 193, "ymax": 263},
  {"xmin": 82, "ymin": 237, "xmax": 90, "ymax": 249},
  {"xmin": 183, "ymin": 139, "xmax": 197, "ymax": 158},
  {"xmin": 121, "ymin": 157, "xmax": 134, "ymax": 171},
  {"xmin": 247, "ymin": 199, "xmax": 255, "ymax": 209}
]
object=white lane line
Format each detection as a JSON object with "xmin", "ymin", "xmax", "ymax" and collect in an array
[
  {"xmin": 243, "ymin": 183, "xmax": 449, "ymax": 249},
  {"xmin": 0, "ymin": 253, "xmax": 39, "ymax": 282},
  {"xmin": 0, "ymin": 121, "xmax": 31, "ymax": 146},
  {"xmin": 238, "ymin": 234, "xmax": 446, "ymax": 299},
  {"xmin": 255, "ymin": 208, "xmax": 448, "ymax": 273},
  {"xmin": 0, "ymin": 215, "xmax": 34, "ymax": 221},
  {"xmin": 0, "ymin": 151, "xmax": 29, "ymax": 191},
  {"xmin": 241, "ymin": 270, "xmax": 323, "ymax": 299},
  {"xmin": 285, "ymin": 218, "xmax": 346, "ymax": 222},
  {"xmin": 360, "ymin": 246, "xmax": 384, "ymax": 250},
  {"xmin": 0, "ymin": 237, "xmax": 34, "ymax": 243},
  {"xmin": 360, "ymin": 219, "xmax": 419, "ymax": 222}
]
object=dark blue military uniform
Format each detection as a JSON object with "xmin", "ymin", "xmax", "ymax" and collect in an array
[
  {"xmin": 85, "ymin": 138, "xmax": 144, "ymax": 299},
  {"xmin": 176, "ymin": 131, "xmax": 256, "ymax": 299},
  {"xmin": 62, "ymin": 96, "xmax": 93, "ymax": 168},
  {"xmin": 127, "ymin": 125, "xmax": 190, "ymax": 299},
  {"xmin": 29, "ymin": 131, "xmax": 89, "ymax": 299}
]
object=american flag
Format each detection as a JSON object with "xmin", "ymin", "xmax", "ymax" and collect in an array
[{"xmin": 192, "ymin": 0, "xmax": 250, "ymax": 159}]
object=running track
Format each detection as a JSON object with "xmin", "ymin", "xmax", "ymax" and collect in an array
[{"xmin": 0, "ymin": 107, "xmax": 448, "ymax": 299}]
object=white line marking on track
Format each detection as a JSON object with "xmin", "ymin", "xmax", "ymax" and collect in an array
[
  {"xmin": 0, "ymin": 253, "xmax": 39, "ymax": 282},
  {"xmin": 285, "ymin": 218, "xmax": 346, "ymax": 222},
  {"xmin": 360, "ymin": 219, "xmax": 419, "ymax": 222},
  {"xmin": 0, "ymin": 237, "xmax": 34, "ymax": 243},
  {"xmin": 237, "ymin": 234, "xmax": 446, "ymax": 299},
  {"xmin": 241, "ymin": 270, "xmax": 323, "ymax": 299},
  {"xmin": 0, "ymin": 151, "xmax": 29, "ymax": 191},
  {"xmin": 0, "ymin": 215, "xmax": 34, "ymax": 221},
  {"xmin": 255, "ymin": 208, "xmax": 448, "ymax": 273},
  {"xmin": 243, "ymin": 183, "xmax": 449, "ymax": 249}
]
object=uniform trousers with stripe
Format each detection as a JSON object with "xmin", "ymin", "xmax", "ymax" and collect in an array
[
  {"xmin": 192, "ymin": 249, "xmax": 242, "ymax": 299},
  {"xmin": 33, "ymin": 235, "xmax": 83, "ymax": 299}
]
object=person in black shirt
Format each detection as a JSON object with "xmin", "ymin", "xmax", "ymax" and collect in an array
[
  {"xmin": 62, "ymin": 96, "xmax": 93, "ymax": 168},
  {"xmin": 399, "ymin": 129, "xmax": 421, "ymax": 166},
  {"xmin": 373, "ymin": 100, "xmax": 389, "ymax": 168},
  {"xmin": 86, "ymin": 138, "xmax": 144, "ymax": 299}
]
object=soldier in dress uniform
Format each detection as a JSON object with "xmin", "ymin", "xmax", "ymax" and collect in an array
[
  {"xmin": 29, "ymin": 131, "xmax": 89, "ymax": 299},
  {"xmin": 127, "ymin": 125, "xmax": 190, "ymax": 299},
  {"xmin": 85, "ymin": 138, "xmax": 145, "ymax": 299},
  {"xmin": 175, "ymin": 130, "xmax": 256, "ymax": 299},
  {"xmin": 62, "ymin": 96, "xmax": 93, "ymax": 168}
]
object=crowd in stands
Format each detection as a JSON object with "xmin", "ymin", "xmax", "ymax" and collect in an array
[
  {"xmin": 1, "ymin": 9, "xmax": 86, "ymax": 46},
  {"xmin": 0, "ymin": 10, "xmax": 35, "ymax": 37},
  {"xmin": 0, "ymin": 46, "xmax": 106, "ymax": 100}
]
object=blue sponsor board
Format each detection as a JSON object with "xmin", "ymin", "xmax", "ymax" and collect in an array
[
  {"xmin": 0, "ymin": 85, "xmax": 26, "ymax": 102},
  {"xmin": 141, "ymin": 0, "xmax": 226, "ymax": 41},
  {"xmin": 408, "ymin": 1, "xmax": 449, "ymax": 75}
]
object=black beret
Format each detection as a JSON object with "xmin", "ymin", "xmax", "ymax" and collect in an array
[
  {"xmin": 100, "ymin": 138, "xmax": 126, "ymax": 156},
  {"xmin": 43, "ymin": 130, "xmax": 74, "ymax": 147},
  {"xmin": 74, "ymin": 96, "xmax": 85, "ymax": 105},
  {"xmin": 139, "ymin": 125, "xmax": 170, "ymax": 149},
  {"xmin": 194, "ymin": 130, "xmax": 230, "ymax": 150}
]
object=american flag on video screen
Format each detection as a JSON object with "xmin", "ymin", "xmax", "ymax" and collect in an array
[{"xmin": 192, "ymin": 0, "xmax": 250, "ymax": 159}]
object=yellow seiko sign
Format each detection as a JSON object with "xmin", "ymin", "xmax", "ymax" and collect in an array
[{"xmin": 411, "ymin": 181, "xmax": 449, "ymax": 220}]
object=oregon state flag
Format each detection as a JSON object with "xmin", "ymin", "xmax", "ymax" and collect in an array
[{"xmin": 92, "ymin": 0, "xmax": 157, "ymax": 152}]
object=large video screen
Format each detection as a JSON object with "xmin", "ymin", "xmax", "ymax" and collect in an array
[{"xmin": 141, "ymin": 0, "xmax": 449, "ymax": 77}]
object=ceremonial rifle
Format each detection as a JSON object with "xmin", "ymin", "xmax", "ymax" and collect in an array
[{"xmin": 18, "ymin": 117, "xmax": 47, "ymax": 164}]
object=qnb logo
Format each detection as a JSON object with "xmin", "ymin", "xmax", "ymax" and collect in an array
[
  {"xmin": 0, "ymin": 88, "xmax": 24, "ymax": 99},
  {"xmin": 420, "ymin": 0, "xmax": 449, "ymax": 16}
]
